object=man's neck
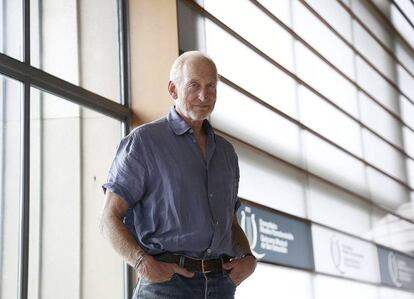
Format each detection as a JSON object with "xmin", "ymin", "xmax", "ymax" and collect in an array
[{"xmin": 175, "ymin": 108, "xmax": 205, "ymax": 136}]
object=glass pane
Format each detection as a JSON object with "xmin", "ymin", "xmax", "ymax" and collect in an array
[
  {"xmin": 363, "ymin": 128, "xmax": 408, "ymax": 183},
  {"xmin": 211, "ymin": 82, "xmax": 302, "ymax": 166},
  {"xmin": 391, "ymin": 2, "xmax": 414, "ymax": 50},
  {"xmin": 28, "ymin": 89, "xmax": 124, "ymax": 299},
  {"xmin": 0, "ymin": 75, "xmax": 21, "ymax": 299},
  {"xmin": 234, "ymin": 141, "xmax": 307, "ymax": 218},
  {"xmin": 408, "ymin": 156, "xmax": 414, "ymax": 191},
  {"xmin": 397, "ymin": 64, "xmax": 414, "ymax": 101},
  {"xmin": 379, "ymin": 286, "xmax": 414, "ymax": 299},
  {"xmin": 353, "ymin": 21, "xmax": 397, "ymax": 83},
  {"xmin": 371, "ymin": 207, "xmax": 414, "ymax": 254},
  {"xmin": 307, "ymin": 177, "xmax": 372, "ymax": 240},
  {"xmin": 401, "ymin": 97, "xmax": 414, "ymax": 129},
  {"xmin": 360, "ymin": 91, "xmax": 403, "ymax": 149},
  {"xmin": 366, "ymin": 165, "xmax": 409, "ymax": 211},
  {"xmin": 356, "ymin": 56, "xmax": 400, "ymax": 116},
  {"xmin": 314, "ymin": 274, "xmax": 379, "ymax": 299},
  {"xmin": 0, "ymin": 0, "xmax": 23, "ymax": 60},
  {"xmin": 257, "ymin": 0, "xmax": 291, "ymax": 26},
  {"xmin": 293, "ymin": 0, "xmax": 355, "ymax": 79},
  {"xmin": 395, "ymin": 40, "xmax": 414, "ymax": 75},
  {"xmin": 204, "ymin": 0, "xmax": 295, "ymax": 72},
  {"xmin": 295, "ymin": 42, "xmax": 359, "ymax": 119},
  {"xmin": 304, "ymin": 0, "xmax": 353, "ymax": 43},
  {"xmin": 298, "ymin": 85, "xmax": 363, "ymax": 158},
  {"xmin": 303, "ymin": 131, "xmax": 368, "ymax": 197},
  {"xmin": 236, "ymin": 263, "xmax": 313, "ymax": 299},
  {"xmin": 205, "ymin": 19, "xmax": 298, "ymax": 120},
  {"xmin": 350, "ymin": 0, "xmax": 393, "ymax": 49},
  {"xmin": 30, "ymin": 0, "xmax": 120, "ymax": 102}
]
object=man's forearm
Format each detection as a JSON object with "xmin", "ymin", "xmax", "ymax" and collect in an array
[
  {"xmin": 232, "ymin": 219, "xmax": 252, "ymax": 257},
  {"xmin": 100, "ymin": 214, "xmax": 145, "ymax": 267}
]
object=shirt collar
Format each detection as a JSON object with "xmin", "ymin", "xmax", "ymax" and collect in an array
[{"xmin": 167, "ymin": 106, "xmax": 214, "ymax": 136}]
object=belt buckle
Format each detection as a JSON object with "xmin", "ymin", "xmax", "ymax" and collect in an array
[{"xmin": 201, "ymin": 259, "xmax": 211, "ymax": 274}]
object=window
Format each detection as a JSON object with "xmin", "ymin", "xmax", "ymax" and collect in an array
[
  {"xmin": 0, "ymin": 74, "xmax": 22, "ymax": 299},
  {"xmin": 28, "ymin": 90, "xmax": 124, "ymax": 299},
  {"xmin": 0, "ymin": 0, "xmax": 22, "ymax": 60},
  {"xmin": 0, "ymin": 0, "xmax": 131, "ymax": 298}
]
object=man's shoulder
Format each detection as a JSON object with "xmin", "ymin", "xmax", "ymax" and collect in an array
[{"xmin": 129, "ymin": 117, "xmax": 170, "ymax": 139}]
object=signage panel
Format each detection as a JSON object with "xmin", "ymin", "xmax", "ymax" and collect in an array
[
  {"xmin": 312, "ymin": 225, "xmax": 380, "ymax": 283},
  {"xmin": 378, "ymin": 246, "xmax": 414, "ymax": 291},
  {"xmin": 237, "ymin": 203, "xmax": 314, "ymax": 270}
]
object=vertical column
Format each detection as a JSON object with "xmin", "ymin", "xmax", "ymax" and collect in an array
[{"xmin": 128, "ymin": 0, "xmax": 179, "ymax": 127}]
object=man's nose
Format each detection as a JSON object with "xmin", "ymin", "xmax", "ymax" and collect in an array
[{"xmin": 198, "ymin": 89, "xmax": 208, "ymax": 102}]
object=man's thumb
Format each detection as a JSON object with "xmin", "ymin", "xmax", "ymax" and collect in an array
[
  {"xmin": 174, "ymin": 265, "xmax": 194, "ymax": 278},
  {"xmin": 222, "ymin": 261, "xmax": 235, "ymax": 270}
]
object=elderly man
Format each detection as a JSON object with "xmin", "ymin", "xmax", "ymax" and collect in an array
[{"xmin": 100, "ymin": 51, "xmax": 256, "ymax": 299}]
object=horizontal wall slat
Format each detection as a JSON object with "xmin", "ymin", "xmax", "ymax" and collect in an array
[
  {"xmin": 218, "ymin": 74, "xmax": 413, "ymax": 191},
  {"xmin": 185, "ymin": 0, "xmax": 414, "ymax": 168},
  {"xmin": 182, "ymin": 1, "xmax": 414, "ymax": 190}
]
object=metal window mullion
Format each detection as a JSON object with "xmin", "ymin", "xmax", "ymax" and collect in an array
[
  {"xmin": 366, "ymin": 0, "xmax": 414, "ymax": 56},
  {"xmin": 0, "ymin": 53, "xmax": 131, "ymax": 122},
  {"xmin": 250, "ymin": 0, "xmax": 414, "ymax": 164},
  {"xmin": 335, "ymin": 0, "xmax": 414, "ymax": 81},
  {"xmin": 391, "ymin": 0, "xmax": 414, "ymax": 32},
  {"xmin": 182, "ymin": 1, "xmax": 414, "ymax": 190},
  {"xmin": 17, "ymin": 0, "xmax": 30, "ymax": 298},
  {"xmin": 117, "ymin": 0, "xmax": 133, "ymax": 298},
  {"xmin": 17, "ymin": 82, "xmax": 30, "ymax": 299},
  {"xmin": 218, "ymin": 74, "xmax": 414, "ymax": 193},
  {"xmin": 295, "ymin": 0, "xmax": 414, "ymax": 108},
  {"xmin": 184, "ymin": 0, "xmax": 414, "ymax": 159},
  {"xmin": 251, "ymin": 0, "xmax": 414, "ymax": 142},
  {"xmin": 217, "ymin": 128, "xmax": 414, "ymax": 229}
]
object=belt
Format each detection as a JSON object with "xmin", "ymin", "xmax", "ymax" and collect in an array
[{"xmin": 153, "ymin": 252, "xmax": 231, "ymax": 273}]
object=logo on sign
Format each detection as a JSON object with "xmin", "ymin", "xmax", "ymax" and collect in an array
[
  {"xmin": 330, "ymin": 235, "xmax": 345, "ymax": 274},
  {"xmin": 388, "ymin": 252, "xmax": 403, "ymax": 287},
  {"xmin": 240, "ymin": 207, "xmax": 265, "ymax": 259}
]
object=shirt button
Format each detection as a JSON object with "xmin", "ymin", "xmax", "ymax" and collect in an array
[
  {"xmin": 207, "ymin": 248, "xmax": 212, "ymax": 254},
  {"xmin": 192, "ymin": 139, "xmax": 197, "ymax": 143},
  {"xmin": 216, "ymin": 221, "xmax": 219, "ymax": 225},
  {"xmin": 189, "ymin": 129, "xmax": 194, "ymax": 133},
  {"xmin": 209, "ymin": 193, "xmax": 213, "ymax": 198}
]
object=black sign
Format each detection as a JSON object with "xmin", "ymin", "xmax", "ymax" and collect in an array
[
  {"xmin": 237, "ymin": 202, "xmax": 314, "ymax": 270},
  {"xmin": 378, "ymin": 246, "xmax": 414, "ymax": 291}
]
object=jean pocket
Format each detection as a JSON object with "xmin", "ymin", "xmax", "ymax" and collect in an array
[
  {"xmin": 224, "ymin": 271, "xmax": 237, "ymax": 288},
  {"xmin": 142, "ymin": 273, "xmax": 179, "ymax": 285}
]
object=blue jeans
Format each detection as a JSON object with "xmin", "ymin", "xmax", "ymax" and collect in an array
[{"xmin": 132, "ymin": 270, "xmax": 236, "ymax": 299}]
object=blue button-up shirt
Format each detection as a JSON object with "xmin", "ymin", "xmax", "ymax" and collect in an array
[{"xmin": 102, "ymin": 107, "xmax": 240, "ymax": 258}]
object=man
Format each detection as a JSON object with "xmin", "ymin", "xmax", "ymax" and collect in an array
[{"xmin": 100, "ymin": 51, "xmax": 256, "ymax": 299}]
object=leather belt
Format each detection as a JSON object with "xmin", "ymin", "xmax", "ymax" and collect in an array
[{"xmin": 153, "ymin": 252, "xmax": 231, "ymax": 273}]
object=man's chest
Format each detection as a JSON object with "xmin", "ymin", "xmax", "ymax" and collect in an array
[{"xmin": 146, "ymin": 137, "xmax": 234, "ymax": 191}]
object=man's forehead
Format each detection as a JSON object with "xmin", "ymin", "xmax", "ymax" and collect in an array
[{"xmin": 184, "ymin": 58, "xmax": 216, "ymax": 72}]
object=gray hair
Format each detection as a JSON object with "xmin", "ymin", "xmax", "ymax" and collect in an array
[{"xmin": 169, "ymin": 51, "xmax": 218, "ymax": 85}]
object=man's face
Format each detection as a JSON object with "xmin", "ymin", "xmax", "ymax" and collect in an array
[{"xmin": 172, "ymin": 59, "xmax": 217, "ymax": 122}]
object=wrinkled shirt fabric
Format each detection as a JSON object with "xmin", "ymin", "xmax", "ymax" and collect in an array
[{"xmin": 102, "ymin": 106, "xmax": 240, "ymax": 258}]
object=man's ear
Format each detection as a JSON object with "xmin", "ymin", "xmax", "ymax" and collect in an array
[{"xmin": 168, "ymin": 81, "xmax": 178, "ymax": 100}]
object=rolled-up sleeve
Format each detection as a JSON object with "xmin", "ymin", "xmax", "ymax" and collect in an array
[{"xmin": 102, "ymin": 131, "xmax": 147, "ymax": 208}]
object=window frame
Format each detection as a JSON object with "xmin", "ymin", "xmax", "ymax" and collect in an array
[{"xmin": 0, "ymin": 0, "xmax": 133, "ymax": 298}]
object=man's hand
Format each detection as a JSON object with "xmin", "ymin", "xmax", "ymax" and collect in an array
[
  {"xmin": 137, "ymin": 255, "xmax": 194, "ymax": 283},
  {"xmin": 222, "ymin": 255, "xmax": 257, "ymax": 286}
]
